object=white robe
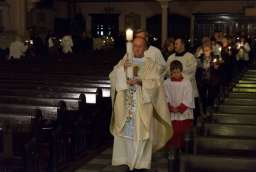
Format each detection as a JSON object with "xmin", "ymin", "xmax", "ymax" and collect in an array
[
  {"xmin": 8, "ymin": 41, "xmax": 27, "ymax": 60},
  {"xmin": 110, "ymin": 55, "xmax": 172, "ymax": 170},
  {"xmin": 167, "ymin": 52, "xmax": 199, "ymax": 97},
  {"xmin": 164, "ymin": 78, "xmax": 194, "ymax": 121},
  {"xmin": 236, "ymin": 42, "xmax": 251, "ymax": 61},
  {"xmin": 61, "ymin": 35, "xmax": 73, "ymax": 54},
  {"xmin": 48, "ymin": 37, "xmax": 54, "ymax": 48}
]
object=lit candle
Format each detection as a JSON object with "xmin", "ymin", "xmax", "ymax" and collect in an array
[
  {"xmin": 213, "ymin": 58, "xmax": 217, "ymax": 63},
  {"xmin": 126, "ymin": 28, "xmax": 134, "ymax": 79},
  {"xmin": 228, "ymin": 46, "xmax": 231, "ymax": 51},
  {"xmin": 126, "ymin": 28, "xmax": 133, "ymax": 41}
]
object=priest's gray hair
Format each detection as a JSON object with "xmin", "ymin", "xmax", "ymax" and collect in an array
[{"xmin": 135, "ymin": 29, "xmax": 149, "ymax": 38}]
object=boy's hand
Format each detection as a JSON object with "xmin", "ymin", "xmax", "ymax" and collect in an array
[{"xmin": 172, "ymin": 107, "xmax": 179, "ymax": 113}]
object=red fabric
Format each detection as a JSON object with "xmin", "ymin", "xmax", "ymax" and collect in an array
[
  {"xmin": 165, "ymin": 119, "xmax": 193, "ymax": 149},
  {"xmin": 171, "ymin": 76, "xmax": 184, "ymax": 82},
  {"xmin": 168, "ymin": 103, "xmax": 175, "ymax": 112},
  {"xmin": 177, "ymin": 103, "xmax": 188, "ymax": 113}
]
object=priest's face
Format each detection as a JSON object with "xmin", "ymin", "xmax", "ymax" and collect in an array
[{"xmin": 133, "ymin": 38, "xmax": 146, "ymax": 58}]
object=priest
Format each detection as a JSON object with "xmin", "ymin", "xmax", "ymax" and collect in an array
[{"xmin": 109, "ymin": 37, "xmax": 172, "ymax": 171}]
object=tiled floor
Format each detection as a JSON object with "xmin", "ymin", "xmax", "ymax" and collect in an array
[{"xmin": 76, "ymin": 147, "xmax": 168, "ymax": 172}]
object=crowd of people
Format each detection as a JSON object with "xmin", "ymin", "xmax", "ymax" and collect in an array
[
  {"xmin": 109, "ymin": 29, "xmax": 255, "ymax": 172},
  {"xmin": 162, "ymin": 31, "xmax": 254, "ymax": 115}
]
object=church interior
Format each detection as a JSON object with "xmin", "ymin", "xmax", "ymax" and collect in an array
[{"xmin": 1, "ymin": 0, "xmax": 256, "ymax": 171}]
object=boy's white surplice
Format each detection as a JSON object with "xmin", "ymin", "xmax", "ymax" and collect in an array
[
  {"xmin": 167, "ymin": 52, "xmax": 198, "ymax": 97},
  {"xmin": 109, "ymin": 55, "xmax": 172, "ymax": 170},
  {"xmin": 164, "ymin": 78, "xmax": 195, "ymax": 120}
]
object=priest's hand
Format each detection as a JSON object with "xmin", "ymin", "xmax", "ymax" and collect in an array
[{"xmin": 127, "ymin": 79, "xmax": 142, "ymax": 86}]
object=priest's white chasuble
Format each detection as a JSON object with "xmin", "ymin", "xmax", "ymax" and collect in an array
[{"xmin": 109, "ymin": 55, "xmax": 172, "ymax": 170}]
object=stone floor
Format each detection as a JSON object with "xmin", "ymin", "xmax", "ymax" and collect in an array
[{"xmin": 75, "ymin": 147, "xmax": 168, "ymax": 172}]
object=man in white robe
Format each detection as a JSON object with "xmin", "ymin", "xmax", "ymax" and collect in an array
[
  {"xmin": 135, "ymin": 29, "xmax": 167, "ymax": 77},
  {"xmin": 109, "ymin": 37, "xmax": 172, "ymax": 171},
  {"xmin": 8, "ymin": 37, "xmax": 28, "ymax": 60},
  {"xmin": 61, "ymin": 34, "xmax": 73, "ymax": 54}
]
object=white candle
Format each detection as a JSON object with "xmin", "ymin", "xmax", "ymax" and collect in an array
[{"xmin": 126, "ymin": 28, "xmax": 133, "ymax": 41}]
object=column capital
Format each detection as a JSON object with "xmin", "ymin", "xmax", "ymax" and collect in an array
[{"xmin": 157, "ymin": 0, "xmax": 171, "ymax": 8}]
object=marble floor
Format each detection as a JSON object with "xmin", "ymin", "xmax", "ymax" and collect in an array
[{"xmin": 76, "ymin": 147, "xmax": 168, "ymax": 172}]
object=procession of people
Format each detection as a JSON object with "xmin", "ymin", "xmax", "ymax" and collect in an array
[{"xmin": 109, "ymin": 29, "xmax": 253, "ymax": 172}]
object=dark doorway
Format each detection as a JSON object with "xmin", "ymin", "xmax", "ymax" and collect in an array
[
  {"xmin": 54, "ymin": 18, "xmax": 71, "ymax": 36},
  {"xmin": 147, "ymin": 14, "xmax": 191, "ymax": 48}
]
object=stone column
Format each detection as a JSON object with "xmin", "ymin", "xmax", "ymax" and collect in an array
[
  {"xmin": 157, "ymin": 0, "xmax": 170, "ymax": 46},
  {"xmin": 190, "ymin": 15, "xmax": 195, "ymax": 47},
  {"xmin": 67, "ymin": 0, "xmax": 77, "ymax": 19},
  {"xmin": 13, "ymin": 0, "xmax": 26, "ymax": 37}
]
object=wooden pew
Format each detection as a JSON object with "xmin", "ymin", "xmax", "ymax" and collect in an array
[
  {"xmin": 218, "ymin": 105, "xmax": 256, "ymax": 114},
  {"xmin": 236, "ymin": 83, "xmax": 256, "ymax": 88},
  {"xmin": 203, "ymin": 123, "xmax": 256, "ymax": 139},
  {"xmin": 0, "ymin": 64, "xmax": 113, "ymax": 170},
  {"xmin": 0, "ymin": 95, "xmax": 79, "ymax": 110},
  {"xmin": 233, "ymin": 87, "xmax": 256, "ymax": 93},
  {"xmin": 179, "ymin": 154, "xmax": 256, "ymax": 172},
  {"xmin": 229, "ymin": 92, "xmax": 256, "ymax": 99},
  {"xmin": 194, "ymin": 136, "xmax": 256, "ymax": 157},
  {"xmin": 223, "ymin": 97, "xmax": 256, "ymax": 105},
  {"xmin": 239, "ymin": 80, "xmax": 256, "ymax": 84},
  {"xmin": 0, "ymin": 73, "xmax": 110, "ymax": 83},
  {"xmin": 0, "ymin": 103, "xmax": 57, "ymax": 119},
  {"xmin": 211, "ymin": 113, "xmax": 256, "ymax": 125},
  {"xmin": 0, "ymin": 120, "xmax": 39, "ymax": 172},
  {"xmin": 0, "ymin": 82, "xmax": 110, "ymax": 91}
]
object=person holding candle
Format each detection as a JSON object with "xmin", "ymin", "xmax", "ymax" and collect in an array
[
  {"xmin": 220, "ymin": 36, "xmax": 235, "ymax": 94},
  {"xmin": 194, "ymin": 37, "xmax": 211, "ymax": 58},
  {"xmin": 109, "ymin": 37, "xmax": 172, "ymax": 172},
  {"xmin": 197, "ymin": 45, "xmax": 221, "ymax": 114},
  {"xmin": 235, "ymin": 36, "xmax": 251, "ymax": 72},
  {"xmin": 211, "ymin": 37, "xmax": 222, "ymax": 57}
]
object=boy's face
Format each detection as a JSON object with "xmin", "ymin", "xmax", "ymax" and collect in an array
[
  {"xmin": 171, "ymin": 69, "xmax": 182, "ymax": 80},
  {"xmin": 203, "ymin": 46, "xmax": 212, "ymax": 57}
]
